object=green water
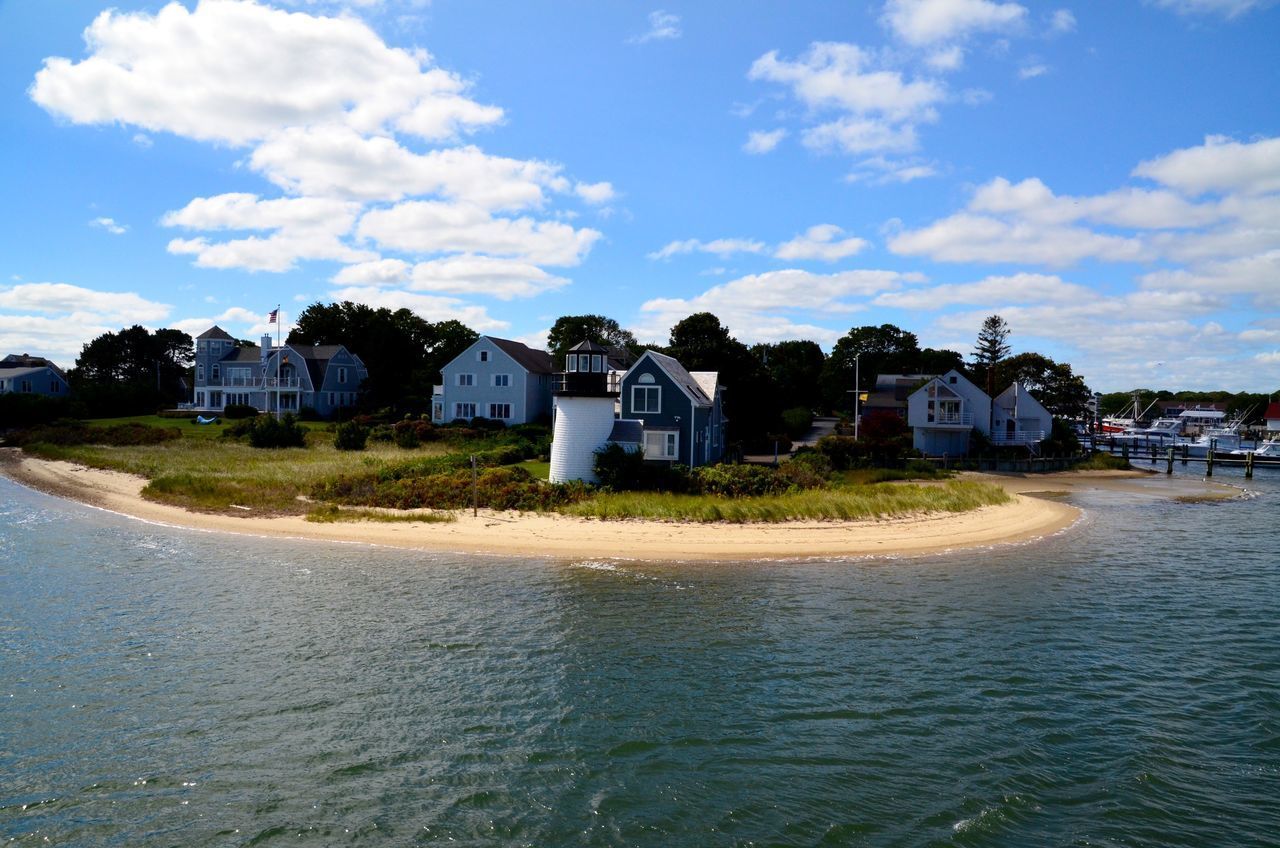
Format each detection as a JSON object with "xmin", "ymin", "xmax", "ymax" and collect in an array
[{"xmin": 1, "ymin": 470, "xmax": 1277, "ymax": 846}]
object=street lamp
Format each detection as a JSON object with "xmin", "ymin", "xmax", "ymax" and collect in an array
[{"xmin": 854, "ymin": 353, "xmax": 860, "ymax": 441}]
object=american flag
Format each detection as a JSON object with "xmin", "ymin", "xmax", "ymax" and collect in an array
[{"xmin": 267, "ymin": 308, "xmax": 278, "ymax": 324}]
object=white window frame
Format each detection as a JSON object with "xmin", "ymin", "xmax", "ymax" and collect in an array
[
  {"xmin": 643, "ymin": 430, "xmax": 679, "ymax": 460},
  {"xmin": 492, "ymin": 373, "xmax": 511, "ymax": 387},
  {"xmin": 488, "ymin": 403, "xmax": 512, "ymax": 420},
  {"xmin": 566, "ymin": 354, "xmax": 578, "ymax": 372},
  {"xmin": 457, "ymin": 373, "xmax": 475, "ymax": 387},
  {"xmin": 478, "ymin": 350, "xmax": 489, "ymax": 362},
  {"xmin": 632, "ymin": 384, "xmax": 661, "ymax": 414},
  {"xmin": 454, "ymin": 402, "xmax": 476, "ymax": 419}
]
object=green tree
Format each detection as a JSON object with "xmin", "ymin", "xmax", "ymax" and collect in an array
[
  {"xmin": 820, "ymin": 324, "xmax": 922, "ymax": 412},
  {"xmin": 667, "ymin": 312, "xmax": 776, "ymax": 447},
  {"xmin": 70, "ymin": 325, "xmax": 194, "ymax": 416},
  {"xmin": 753, "ymin": 340, "xmax": 825, "ymax": 412},
  {"xmin": 546, "ymin": 314, "xmax": 640, "ymax": 366},
  {"xmin": 289, "ymin": 302, "xmax": 477, "ymax": 413},
  {"xmin": 973, "ymin": 314, "xmax": 1011, "ymax": 397},
  {"xmin": 995, "ymin": 352, "xmax": 1093, "ymax": 420}
]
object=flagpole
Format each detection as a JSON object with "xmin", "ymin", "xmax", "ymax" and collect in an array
[{"xmin": 275, "ymin": 304, "xmax": 282, "ymax": 420}]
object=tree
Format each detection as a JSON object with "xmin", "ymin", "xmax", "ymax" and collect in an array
[
  {"xmin": 289, "ymin": 301, "xmax": 477, "ymax": 413},
  {"xmin": 69, "ymin": 325, "xmax": 193, "ymax": 416},
  {"xmin": 973, "ymin": 314, "xmax": 1011, "ymax": 397},
  {"xmin": 753, "ymin": 340, "xmax": 825, "ymax": 412},
  {"xmin": 546, "ymin": 314, "xmax": 640, "ymax": 366},
  {"xmin": 820, "ymin": 324, "xmax": 922, "ymax": 412},
  {"xmin": 996, "ymin": 352, "xmax": 1093, "ymax": 420},
  {"xmin": 667, "ymin": 312, "xmax": 776, "ymax": 447}
]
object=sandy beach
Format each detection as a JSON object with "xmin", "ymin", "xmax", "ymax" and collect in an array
[{"xmin": 0, "ymin": 451, "xmax": 1236, "ymax": 561}]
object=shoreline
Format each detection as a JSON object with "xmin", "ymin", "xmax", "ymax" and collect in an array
[{"xmin": 0, "ymin": 450, "xmax": 1229, "ymax": 562}]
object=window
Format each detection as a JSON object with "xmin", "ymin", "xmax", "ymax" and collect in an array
[
  {"xmin": 432, "ymin": 401, "xmax": 444, "ymax": 421},
  {"xmin": 197, "ymin": 364, "xmax": 204, "ymax": 383},
  {"xmin": 212, "ymin": 363, "xmax": 220, "ymax": 382},
  {"xmin": 19, "ymin": 379, "xmax": 32, "ymax": 393},
  {"xmin": 51, "ymin": 380, "xmax": 60, "ymax": 393},
  {"xmin": 633, "ymin": 385, "xmax": 661, "ymax": 414},
  {"xmin": 643, "ymin": 430, "xmax": 678, "ymax": 460},
  {"xmin": 488, "ymin": 403, "xmax": 512, "ymax": 420},
  {"xmin": 478, "ymin": 350, "xmax": 489, "ymax": 362},
  {"xmin": 454, "ymin": 402, "xmax": 476, "ymax": 419},
  {"xmin": 329, "ymin": 392, "xmax": 335, "ymax": 406},
  {"xmin": 338, "ymin": 366, "xmax": 348, "ymax": 383},
  {"xmin": 492, "ymin": 373, "xmax": 511, "ymax": 387},
  {"xmin": 566, "ymin": 354, "xmax": 578, "ymax": 372},
  {"xmin": 457, "ymin": 373, "xmax": 475, "ymax": 387}
]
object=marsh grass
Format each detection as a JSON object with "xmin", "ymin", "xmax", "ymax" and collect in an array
[
  {"xmin": 304, "ymin": 504, "xmax": 455, "ymax": 524},
  {"xmin": 560, "ymin": 480, "xmax": 1010, "ymax": 523},
  {"xmin": 1073, "ymin": 452, "xmax": 1134, "ymax": 471},
  {"xmin": 25, "ymin": 438, "xmax": 454, "ymax": 515}
]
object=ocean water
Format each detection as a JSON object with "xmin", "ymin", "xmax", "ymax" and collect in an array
[{"xmin": 1, "ymin": 468, "xmax": 1277, "ymax": 847}]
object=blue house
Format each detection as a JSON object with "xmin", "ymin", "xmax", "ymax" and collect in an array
[
  {"xmin": 0, "ymin": 354, "xmax": 69, "ymax": 398},
  {"xmin": 618, "ymin": 350, "xmax": 727, "ymax": 467},
  {"xmin": 191, "ymin": 326, "xmax": 367, "ymax": 418},
  {"xmin": 433, "ymin": 336, "xmax": 553, "ymax": 425}
]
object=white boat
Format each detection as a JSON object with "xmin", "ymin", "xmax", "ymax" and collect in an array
[
  {"xmin": 1109, "ymin": 417, "xmax": 1186, "ymax": 447},
  {"xmin": 1229, "ymin": 439, "xmax": 1280, "ymax": 459},
  {"xmin": 1183, "ymin": 425, "xmax": 1243, "ymax": 458}
]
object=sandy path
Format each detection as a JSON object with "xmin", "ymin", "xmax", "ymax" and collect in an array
[{"xmin": 1, "ymin": 452, "xmax": 1226, "ymax": 562}]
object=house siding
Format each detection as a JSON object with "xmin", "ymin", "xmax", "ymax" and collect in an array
[
  {"xmin": 618, "ymin": 353, "xmax": 726, "ymax": 468},
  {"xmin": 437, "ymin": 337, "xmax": 550, "ymax": 425},
  {"xmin": 0, "ymin": 366, "xmax": 69, "ymax": 397}
]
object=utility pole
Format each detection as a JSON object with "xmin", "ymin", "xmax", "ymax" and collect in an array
[{"xmin": 854, "ymin": 353, "xmax": 861, "ymax": 441}]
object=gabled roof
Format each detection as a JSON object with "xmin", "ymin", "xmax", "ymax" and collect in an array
[
  {"xmin": 488, "ymin": 337, "xmax": 553, "ymax": 374},
  {"xmin": 633, "ymin": 350, "xmax": 714, "ymax": 407},
  {"xmin": 908, "ymin": 369, "xmax": 986, "ymax": 402},
  {"xmin": 222, "ymin": 345, "xmax": 261, "ymax": 363},
  {"xmin": 1265, "ymin": 401, "xmax": 1280, "ymax": 420},
  {"xmin": 993, "ymin": 382, "xmax": 1051, "ymax": 417},
  {"xmin": 1, "ymin": 366, "xmax": 58, "ymax": 380},
  {"xmin": 690, "ymin": 371, "xmax": 720, "ymax": 400},
  {"xmin": 197, "ymin": 325, "xmax": 235, "ymax": 341},
  {"xmin": 0, "ymin": 354, "xmax": 66, "ymax": 380}
]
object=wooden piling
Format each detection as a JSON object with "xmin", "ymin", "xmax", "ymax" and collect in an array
[
  {"xmin": 1206, "ymin": 440, "xmax": 1214, "ymax": 477},
  {"xmin": 1166, "ymin": 447, "xmax": 1174, "ymax": 475},
  {"xmin": 1245, "ymin": 451, "xmax": 1254, "ymax": 480}
]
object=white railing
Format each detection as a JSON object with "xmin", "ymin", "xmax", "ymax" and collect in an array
[
  {"xmin": 928, "ymin": 411, "xmax": 973, "ymax": 426},
  {"xmin": 992, "ymin": 430, "xmax": 1045, "ymax": 445},
  {"xmin": 263, "ymin": 377, "xmax": 301, "ymax": 388}
]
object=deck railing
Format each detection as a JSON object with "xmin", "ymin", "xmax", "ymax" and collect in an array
[
  {"xmin": 991, "ymin": 430, "xmax": 1045, "ymax": 445},
  {"xmin": 927, "ymin": 411, "xmax": 973, "ymax": 426}
]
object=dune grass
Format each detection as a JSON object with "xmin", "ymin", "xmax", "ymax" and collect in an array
[
  {"xmin": 24, "ymin": 437, "xmax": 456, "ymax": 515},
  {"xmin": 560, "ymin": 479, "xmax": 1010, "ymax": 523},
  {"xmin": 1072, "ymin": 452, "xmax": 1134, "ymax": 471},
  {"xmin": 304, "ymin": 504, "xmax": 456, "ymax": 524}
]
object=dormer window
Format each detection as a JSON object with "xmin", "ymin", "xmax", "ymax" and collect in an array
[{"xmin": 478, "ymin": 350, "xmax": 489, "ymax": 362}]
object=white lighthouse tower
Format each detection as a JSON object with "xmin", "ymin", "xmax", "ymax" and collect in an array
[{"xmin": 549, "ymin": 341, "xmax": 620, "ymax": 483}]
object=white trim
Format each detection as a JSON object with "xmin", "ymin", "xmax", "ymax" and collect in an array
[
  {"xmin": 632, "ymin": 384, "xmax": 661, "ymax": 414},
  {"xmin": 492, "ymin": 373, "xmax": 511, "ymax": 387},
  {"xmin": 454, "ymin": 402, "xmax": 476, "ymax": 419},
  {"xmin": 643, "ymin": 429, "xmax": 679, "ymax": 460},
  {"xmin": 457, "ymin": 373, "xmax": 475, "ymax": 387}
]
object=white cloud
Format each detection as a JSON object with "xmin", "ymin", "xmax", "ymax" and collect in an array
[
  {"xmin": 631, "ymin": 10, "xmax": 681, "ymax": 43},
  {"xmin": 89, "ymin": 216, "xmax": 127, "ymax": 235},
  {"xmin": 331, "ymin": 258, "xmax": 412, "ymax": 285},
  {"xmin": 334, "ymin": 255, "xmax": 567, "ymax": 299},
  {"xmin": 748, "ymin": 42, "xmax": 944, "ymax": 157},
  {"xmin": 1133, "ymin": 135, "xmax": 1280, "ymax": 196},
  {"xmin": 1018, "ymin": 63, "xmax": 1048, "ymax": 79},
  {"xmin": 0, "ymin": 282, "xmax": 170, "ymax": 323},
  {"xmin": 328, "ymin": 285, "xmax": 508, "ymax": 331},
  {"xmin": 889, "ymin": 212, "xmax": 1149, "ymax": 265},
  {"xmin": 743, "ymin": 128, "xmax": 788, "ymax": 154},
  {"xmin": 648, "ymin": 238, "xmax": 767, "ymax": 260},
  {"xmin": 847, "ymin": 156, "xmax": 939, "ymax": 184},
  {"xmin": 926, "ymin": 45, "xmax": 965, "ymax": 71},
  {"xmin": 872, "ymin": 273, "xmax": 1091, "ymax": 309},
  {"xmin": 250, "ymin": 127, "xmax": 567, "ymax": 209},
  {"xmin": 574, "ymin": 181, "xmax": 616, "ymax": 204},
  {"xmin": 1149, "ymin": 0, "xmax": 1274, "ymax": 18},
  {"xmin": 1048, "ymin": 8, "xmax": 1077, "ymax": 33},
  {"xmin": 357, "ymin": 201, "xmax": 601, "ymax": 266},
  {"xmin": 162, "ymin": 193, "xmax": 372, "ymax": 272},
  {"xmin": 774, "ymin": 225, "xmax": 868, "ymax": 261},
  {"xmin": 882, "ymin": 0, "xmax": 1028, "ymax": 46},
  {"xmin": 1140, "ymin": 250, "xmax": 1280, "ymax": 306},
  {"xmin": 31, "ymin": 0, "xmax": 502, "ymax": 146}
]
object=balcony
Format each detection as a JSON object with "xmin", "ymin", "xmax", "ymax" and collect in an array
[
  {"xmin": 263, "ymin": 377, "xmax": 301, "ymax": 388},
  {"xmin": 925, "ymin": 411, "xmax": 973, "ymax": 427},
  {"xmin": 554, "ymin": 371, "xmax": 620, "ymax": 397},
  {"xmin": 992, "ymin": 429, "xmax": 1045, "ymax": 445}
]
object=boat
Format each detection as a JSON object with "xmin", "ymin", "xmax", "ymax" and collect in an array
[
  {"xmin": 1182, "ymin": 421, "xmax": 1245, "ymax": 458},
  {"xmin": 1108, "ymin": 417, "xmax": 1186, "ymax": 447},
  {"xmin": 1212, "ymin": 439, "xmax": 1280, "ymax": 468}
]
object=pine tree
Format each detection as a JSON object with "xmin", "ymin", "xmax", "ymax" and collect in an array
[{"xmin": 973, "ymin": 314, "xmax": 1011, "ymax": 397}]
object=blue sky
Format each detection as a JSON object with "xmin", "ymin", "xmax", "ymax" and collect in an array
[{"xmin": 2, "ymin": 0, "xmax": 1278, "ymax": 392}]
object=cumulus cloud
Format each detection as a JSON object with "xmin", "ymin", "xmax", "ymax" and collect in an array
[
  {"xmin": 89, "ymin": 216, "xmax": 127, "ymax": 235},
  {"xmin": 1048, "ymin": 8, "xmax": 1077, "ymax": 33},
  {"xmin": 1148, "ymin": 0, "xmax": 1274, "ymax": 18},
  {"xmin": 872, "ymin": 273, "xmax": 1091, "ymax": 309},
  {"xmin": 882, "ymin": 0, "xmax": 1028, "ymax": 46},
  {"xmin": 574, "ymin": 181, "xmax": 616, "ymax": 204},
  {"xmin": 743, "ymin": 128, "xmax": 788, "ymax": 154},
  {"xmin": 1133, "ymin": 135, "xmax": 1280, "ymax": 196},
  {"xmin": 774, "ymin": 225, "xmax": 869, "ymax": 261},
  {"xmin": 0, "ymin": 282, "xmax": 175, "ymax": 365},
  {"xmin": 328, "ymin": 285, "xmax": 509, "ymax": 331},
  {"xmin": 357, "ymin": 202, "xmax": 601, "ymax": 266},
  {"xmin": 335, "ymin": 255, "xmax": 569, "ymax": 300},
  {"xmin": 31, "ymin": 0, "xmax": 502, "ymax": 145}
]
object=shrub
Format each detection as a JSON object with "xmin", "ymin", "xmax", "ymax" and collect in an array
[
  {"xmin": 297, "ymin": 406, "xmax": 322, "ymax": 422},
  {"xmin": 222, "ymin": 403, "xmax": 258, "ymax": 420},
  {"xmin": 224, "ymin": 414, "xmax": 307, "ymax": 448},
  {"xmin": 593, "ymin": 443, "xmax": 691, "ymax": 492},
  {"xmin": 816, "ymin": 435, "xmax": 865, "ymax": 470},
  {"xmin": 10, "ymin": 421, "xmax": 182, "ymax": 447},
  {"xmin": 393, "ymin": 419, "xmax": 420, "ymax": 448},
  {"xmin": 334, "ymin": 420, "xmax": 369, "ymax": 451},
  {"xmin": 781, "ymin": 407, "xmax": 814, "ymax": 440},
  {"xmin": 369, "ymin": 424, "xmax": 395, "ymax": 443},
  {"xmin": 314, "ymin": 465, "xmax": 588, "ymax": 511}
]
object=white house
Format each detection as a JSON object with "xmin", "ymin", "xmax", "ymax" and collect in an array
[
  {"xmin": 907, "ymin": 369, "xmax": 1052, "ymax": 456},
  {"xmin": 992, "ymin": 383, "xmax": 1053, "ymax": 446},
  {"xmin": 433, "ymin": 336, "xmax": 553, "ymax": 425}
]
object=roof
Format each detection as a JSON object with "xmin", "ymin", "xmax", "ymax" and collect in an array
[
  {"xmin": 1265, "ymin": 402, "xmax": 1280, "ymax": 420},
  {"xmin": 0, "ymin": 354, "xmax": 66, "ymax": 380},
  {"xmin": 608, "ymin": 419, "xmax": 644, "ymax": 444},
  {"xmin": 568, "ymin": 340, "xmax": 610, "ymax": 353},
  {"xmin": 488, "ymin": 337, "xmax": 553, "ymax": 374},
  {"xmin": 223, "ymin": 346, "xmax": 262, "ymax": 363},
  {"xmin": 909, "ymin": 369, "xmax": 985, "ymax": 401},
  {"xmin": 1, "ymin": 366, "xmax": 56, "ymax": 380},
  {"xmin": 197, "ymin": 325, "xmax": 235, "ymax": 341},
  {"xmin": 639, "ymin": 350, "xmax": 713, "ymax": 407},
  {"xmin": 690, "ymin": 371, "xmax": 720, "ymax": 400}
]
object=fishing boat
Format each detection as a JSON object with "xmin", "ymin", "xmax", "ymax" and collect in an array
[
  {"xmin": 1108, "ymin": 417, "xmax": 1186, "ymax": 447},
  {"xmin": 1212, "ymin": 439, "xmax": 1280, "ymax": 468}
]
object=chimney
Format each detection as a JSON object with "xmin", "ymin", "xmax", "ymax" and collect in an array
[{"xmin": 261, "ymin": 334, "xmax": 272, "ymax": 362}]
